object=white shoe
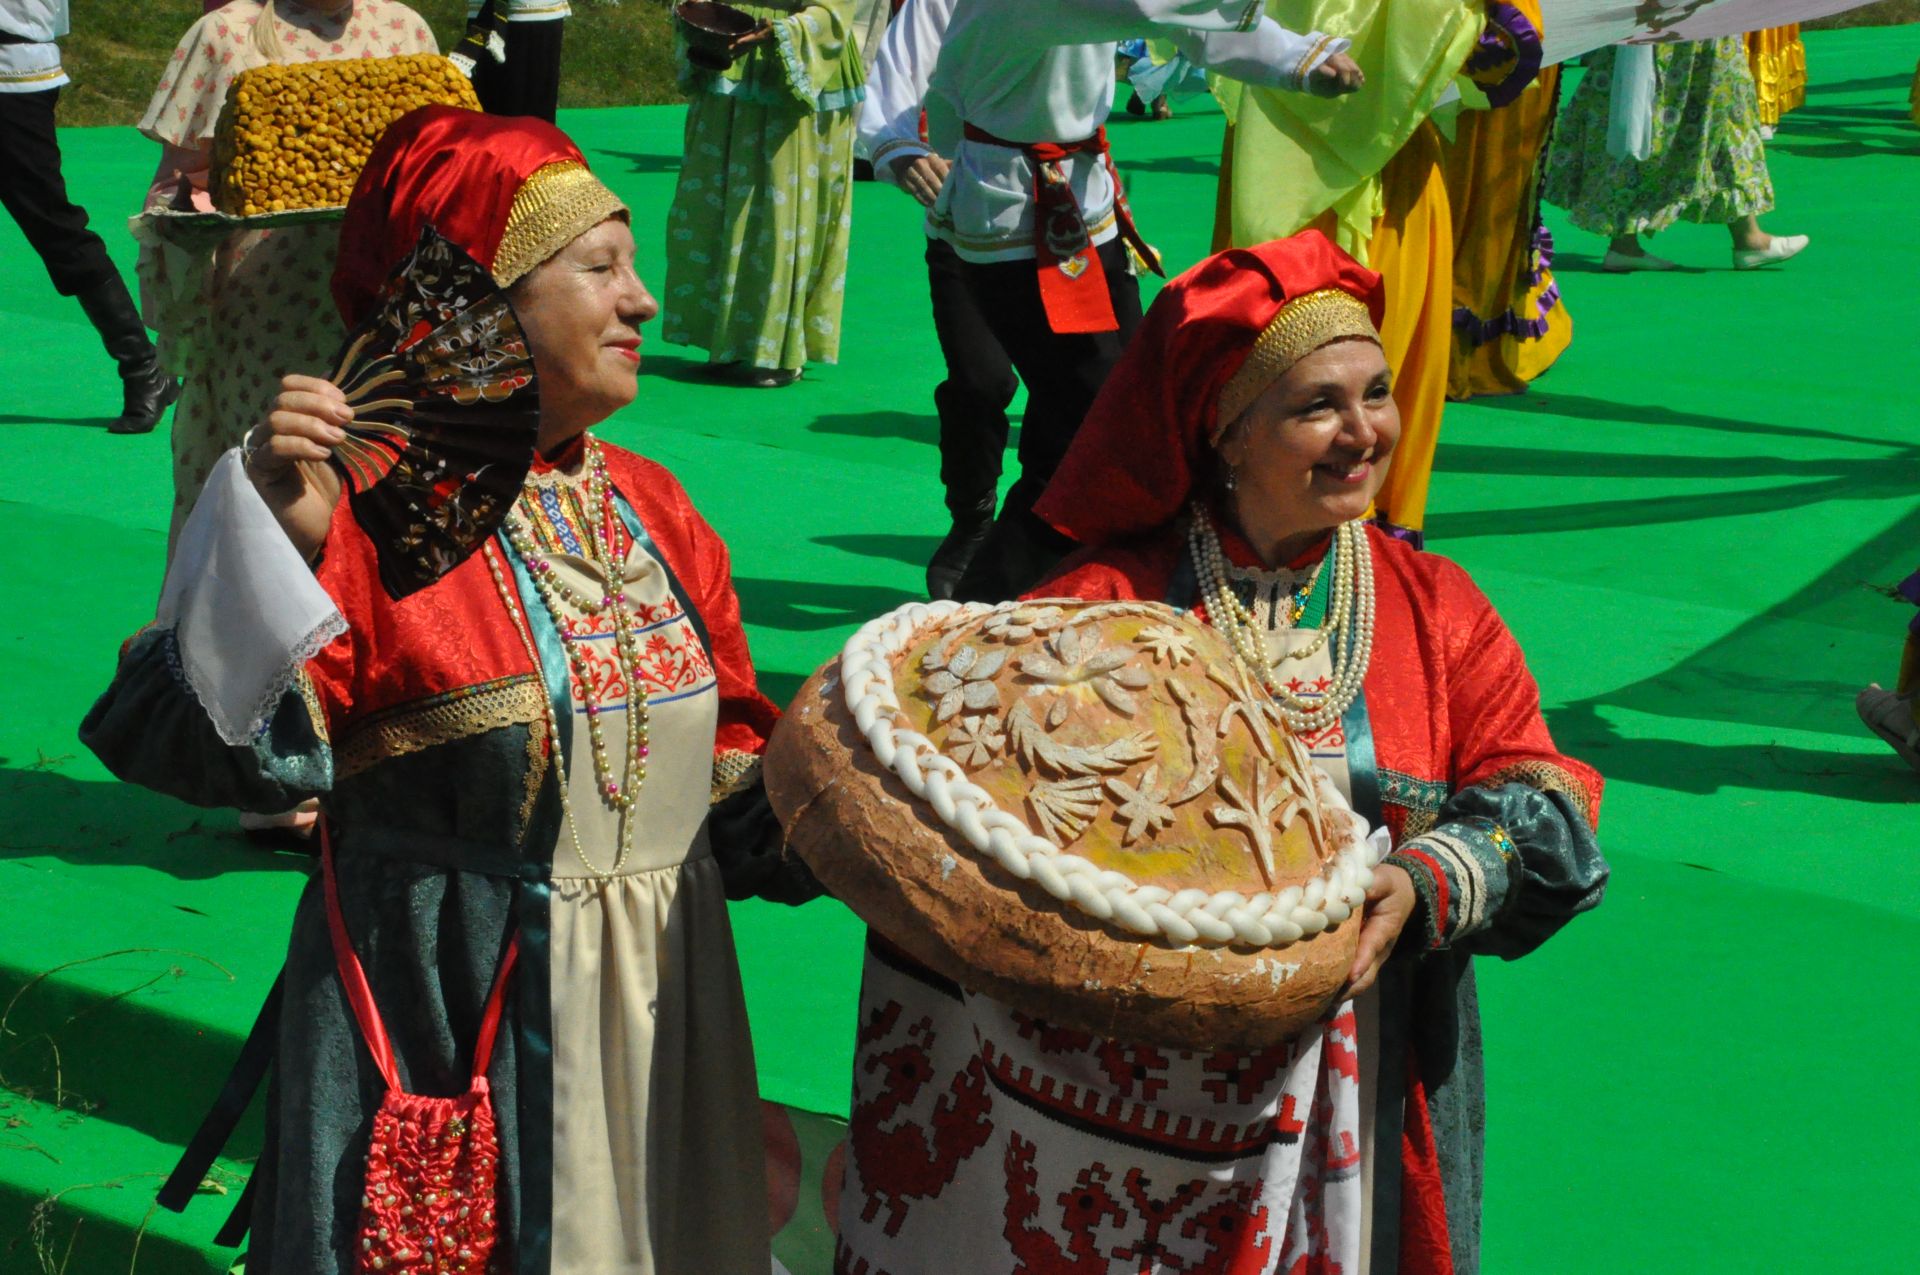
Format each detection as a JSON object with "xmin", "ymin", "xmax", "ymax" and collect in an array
[
  {"xmin": 1734, "ymin": 234, "xmax": 1809, "ymax": 270},
  {"xmin": 1856, "ymin": 684, "xmax": 1920, "ymax": 775},
  {"xmin": 1601, "ymin": 248, "xmax": 1680, "ymax": 273}
]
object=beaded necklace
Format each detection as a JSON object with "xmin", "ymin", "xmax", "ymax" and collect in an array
[
  {"xmin": 1187, "ymin": 505, "xmax": 1375, "ymax": 735},
  {"xmin": 483, "ymin": 436, "xmax": 651, "ymax": 880}
]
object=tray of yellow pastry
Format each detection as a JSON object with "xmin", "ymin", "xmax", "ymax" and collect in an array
[{"xmin": 135, "ymin": 53, "xmax": 480, "ymax": 251}]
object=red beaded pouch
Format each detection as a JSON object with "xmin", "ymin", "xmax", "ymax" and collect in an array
[{"xmin": 322, "ymin": 825, "xmax": 519, "ymax": 1275}]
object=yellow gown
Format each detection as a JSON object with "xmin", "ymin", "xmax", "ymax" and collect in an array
[
  {"xmin": 1746, "ymin": 25, "xmax": 1807, "ymax": 129},
  {"xmin": 1437, "ymin": 64, "xmax": 1570, "ymax": 401}
]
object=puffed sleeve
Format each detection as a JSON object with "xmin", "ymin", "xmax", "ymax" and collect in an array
[
  {"xmin": 78, "ymin": 630, "xmax": 343, "ymax": 815},
  {"xmin": 1383, "ymin": 569, "xmax": 1607, "ymax": 958}
]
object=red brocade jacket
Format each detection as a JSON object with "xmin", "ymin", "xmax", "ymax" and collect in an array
[{"xmin": 1034, "ymin": 521, "xmax": 1608, "ymax": 1275}]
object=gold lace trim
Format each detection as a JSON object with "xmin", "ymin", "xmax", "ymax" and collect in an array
[
  {"xmin": 1215, "ymin": 289, "xmax": 1380, "ymax": 435},
  {"xmin": 1401, "ymin": 807, "xmax": 1439, "ymax": 840},
  {"xmin": 296, "ymin": 669, "xmax": 330, "ymax": 748},
  {"xmin": 493, "ymin": 161, "xmax": 628, "ymax": 287},
  {"xmin": 1480, "ymin": 760, "xmax": 1596, "ymax": 827},
  {"xmin": 336, "ymin": 675, "xmax": 546, "ymax": 781},
  {"xmin": 711, "ymin": 749, "xmax": 762, "ymax": 804}
]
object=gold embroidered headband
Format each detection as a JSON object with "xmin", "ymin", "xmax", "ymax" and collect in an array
[
  {"xmin": 493, "ymin": 161, "xmax": 629, "ymax": 288},
  {"xmin": 1212, "ymin": 289, "xmax": 1382, "ymax": 439}
]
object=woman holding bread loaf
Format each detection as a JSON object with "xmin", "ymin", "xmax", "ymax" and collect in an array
[
  {"xmin": 86, "ymin": 108, "xmax": 808, "ymax": 1274},
  {"xmin": 136, "ymin": 0, "xmax": 437, "ymax": 554},
  {"xmin": 835, "ymin": 232, "xmax": 1608, "ymax": 1275}
]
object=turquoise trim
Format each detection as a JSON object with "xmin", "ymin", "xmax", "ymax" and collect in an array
[
  {"xmin": 495, "ymin": 529, "xmax": 559, "ymax": 1271},
  {"xmin": 498, "ymin": 531, "xmax": 572, "ymax": 762},
  {"xmin": 512, "ymin": 878, "xmax": 555, "ymax": 1275},
  {"xmin": 1342, "ymin": 688, "xmax": 1383, "ymax": 835},
  {"xmin": 1380, "ymin": 767, "xmax": 1449, "ymax": 818}
]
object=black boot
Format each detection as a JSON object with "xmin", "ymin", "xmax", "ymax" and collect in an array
[
  {"xmin": 950, "ymin": 508, "xmax": 1074, "ymax": 604},
  {"xmin": 75, "ymin": 276, "xmax": 178, "ymax": 435},
  {"xmin": 927, "ymin": 494, "xmax": 997, "ymax": 601}
]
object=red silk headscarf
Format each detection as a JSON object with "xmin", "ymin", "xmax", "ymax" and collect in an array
[
  {"xmin": 332, "ymin": 105, "xmax": 599, "ymax": 327},
  {"xmin": 1031, "ymin": 231, "xmax": 1385, "ymax": 547}
]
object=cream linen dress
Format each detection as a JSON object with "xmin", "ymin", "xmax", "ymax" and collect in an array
[{"xmin": 522, "ymin": 467, "xmax": 770, "ymax": 1273}]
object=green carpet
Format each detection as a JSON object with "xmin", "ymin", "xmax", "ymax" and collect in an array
[{"xmin": 2, "ymin": 25, "xmax": 1916, "ymax": 1272}]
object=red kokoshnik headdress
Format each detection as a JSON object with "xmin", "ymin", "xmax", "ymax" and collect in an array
[
  {"xmin": 1032, "ymin": 230, "xmax": 1386, "ymax": 547},
  {"xmin": 332, "ymin": 104, "xmax": 627, "ymax": 327}
]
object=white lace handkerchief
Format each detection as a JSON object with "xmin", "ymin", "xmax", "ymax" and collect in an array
[{"xmin": 157, "ymin": 449, "xmax": 348, "ymax": 746}]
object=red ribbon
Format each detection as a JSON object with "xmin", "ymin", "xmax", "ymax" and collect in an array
[{"xmin": 962, "ymin": 123, "xmax": 1165, "ymax": 335}]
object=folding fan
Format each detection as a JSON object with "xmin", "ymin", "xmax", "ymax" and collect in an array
[{"xmin": 326, "ymin": 225, "xmax": 540, "ymax": 599}]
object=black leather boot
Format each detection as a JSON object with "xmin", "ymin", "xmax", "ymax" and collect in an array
[
  {"xmin": 75, "ymin": 276, "xmax": 179, "ymax": 435},
  {"xmin": 927, "ymin": 494, "xmax": 997, "ymax": 601},
  {"xmin": 950, "ymin": 508, "xmax": 1074, "ymax": 604}
]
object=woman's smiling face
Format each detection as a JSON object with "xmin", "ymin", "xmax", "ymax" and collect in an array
[
  {"xmin": 509, "ymin": 217, "xmax": 658, "ymax": 452},
  {"xmin": 1214, "ymin": 337, "xmax": 1400, "ymax": 554}
]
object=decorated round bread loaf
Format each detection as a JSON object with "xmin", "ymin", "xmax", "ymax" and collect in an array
[{"xmin": 765, "ymin": 599, "xmax": 1382, "ymax": 1051}]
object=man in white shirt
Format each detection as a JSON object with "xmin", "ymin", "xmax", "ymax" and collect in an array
[
  {"xmin": 459, "ymin": 0, "xmax": 569, "ymax": 122},
  {"xmin": 862, "ymin": 0, "xmax": 1360, "ymax": 601},
  {"xmin": 860, "ymin": 0, "xmax": 1020, "ymax": 600},
  {"xmin": 0, "ymin": 0, "xmax": 176, "ymax": 434}
]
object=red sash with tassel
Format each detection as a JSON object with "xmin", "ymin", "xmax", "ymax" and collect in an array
[{"xmin": 962, "ymin": 123, "xmax": 1165, "ymax": 334}]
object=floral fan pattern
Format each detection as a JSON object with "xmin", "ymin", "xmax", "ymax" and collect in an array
[{"xmin": 327, "ymin": 225, "xmax": 540, "ymax": 599}]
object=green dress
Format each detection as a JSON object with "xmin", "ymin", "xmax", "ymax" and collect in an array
[
  {"xmin": 1543, "ymin": 37, "xmax": 1774, "ymax": 238},
  {"xmin": 663, "ymin": 1, "xmax": 864, "ymax": 373}
]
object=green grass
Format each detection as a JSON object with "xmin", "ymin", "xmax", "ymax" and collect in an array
[{"xmin": 53, "ymin": 0, "xmax": 685, "ymax": 129}]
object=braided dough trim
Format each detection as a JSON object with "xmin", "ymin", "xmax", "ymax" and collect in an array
[{"xmin": 840, "ymin": 600, "xmax": 1382, "ymax": 949}]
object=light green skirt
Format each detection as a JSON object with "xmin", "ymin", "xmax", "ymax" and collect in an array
[{"xmin": 662, "ymin": 93, "xmax": 855, "ymax": 372}]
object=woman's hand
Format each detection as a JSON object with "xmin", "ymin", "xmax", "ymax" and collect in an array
[
  {"xmin": 887, "ymin": 152, "xmax": 951, "ymax": 208},
  {"xmin": 245, "ymin": 374, "xmax": 350, "ymax": 563},
  {"xmin": 1309, "ymin": 52, "xmax": 1366, "ymax": 98},
  {"xmin": 1342, "ymin": 863, "xmax": 1415, "ymax": 999},
  {"xmin": 728, "ymin": 21, "xmax": 775, "ymax": 57}
]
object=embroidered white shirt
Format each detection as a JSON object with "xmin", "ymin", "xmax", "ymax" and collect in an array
[{"xmin": 869, "ymin": 0, "xmax": 1347, "ymax": 262}]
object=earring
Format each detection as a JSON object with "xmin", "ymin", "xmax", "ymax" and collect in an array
[{"xmin": 1224, "ymin": 465, "xmax": 1239, "ymax": 494}]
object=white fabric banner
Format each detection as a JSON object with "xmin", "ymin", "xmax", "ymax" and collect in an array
[{"xmin": 1544, "ymin": 0, "xmax": 1875, "ymax": 65}]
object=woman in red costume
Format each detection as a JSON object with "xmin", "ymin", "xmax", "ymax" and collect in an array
[
  {"xmin": 838, "ymin": 231, "xmax": 1606, "ymax": 1275},
  {"xmin": 85, "ymin": 108, "xmax": 808, "ymax": 1273}
]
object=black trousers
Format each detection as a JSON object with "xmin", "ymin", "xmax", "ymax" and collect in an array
[
  {"xmin": 951, "ymin": 236, "xmax": 1143, "ymax": 600},
  {"xmin": 0, "ymin": 87, "xmax": 121, "ymax": 297},
  {"xmin": 926, "ymin": 236, "xmax": 1019, "ymax": 518},
  {"xmin": 471, "ymin": 19, "xmax": 565, "ymax": 122}
]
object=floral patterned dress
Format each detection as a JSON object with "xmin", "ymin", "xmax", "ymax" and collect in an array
[
  {"xmin": 1542, "ymin": 37, "xmax": 1774, "ymax": 239},
  {"xmin": 135, "ymin": 0, "xmax": 436, "ymax": 552},
  {"xmin": 662, "ymin": 0, "xmax": 864, "ymax": 374}
]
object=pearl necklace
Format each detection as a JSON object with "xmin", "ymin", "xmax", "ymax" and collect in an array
[
  {"xmin": 1187, "ymin": 507, "xmax": 1375, "ymax": 735},
  {"xmin": 484, "ymin": 437, "xmax": 651, "ymax": 880}
]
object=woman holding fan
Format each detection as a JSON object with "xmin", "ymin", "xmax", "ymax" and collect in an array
[{"xmin": 84, "ymin": 107, "xmax": 806, "ymax": 1273}]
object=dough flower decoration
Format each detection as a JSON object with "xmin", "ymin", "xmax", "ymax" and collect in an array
[
  {"xmin": 920, "ymin": 641, "xmax": 1007, "ymax": 723},
  {"xmin": 983, "ymin": 603, "xmax": 1067, "ymax": 643},
  {"xmin": 1136, "ymin": 623, "xmax": 1198, "ymax": 667},
  {"xmin": 1105, "ymin": 764, "xmax": 1178, "ymax": 845},
  {"xmin": 948, "ymin": 713, "xmax": 1008, "ymax": 769},
  {"xmin": 1017, "ymin": 624, "xmax": 1153, "ymax": 716}
]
